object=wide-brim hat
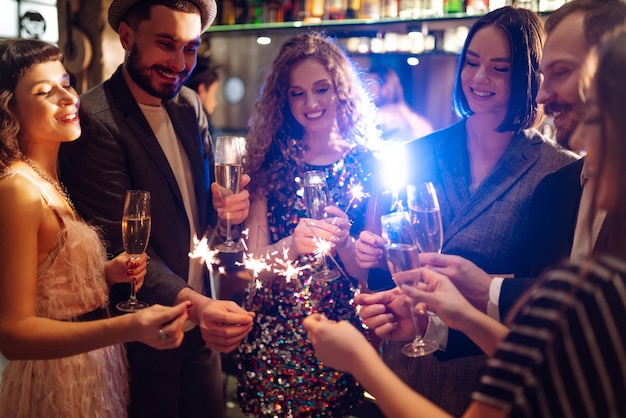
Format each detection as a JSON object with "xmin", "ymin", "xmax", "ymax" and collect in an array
[{"xmin": 108, "ymin": 0, "xmax": 217, "ymax": 34}]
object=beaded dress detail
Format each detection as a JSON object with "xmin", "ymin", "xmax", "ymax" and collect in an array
[
  {"xmin": 235, "ymin": 146, "xmax": 375, "ymax": 417},
  {"xmin": 0, "ymin": 172, "xmax": 129, "ymax": 418}
]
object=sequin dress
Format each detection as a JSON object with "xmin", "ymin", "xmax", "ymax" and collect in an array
[
  {"xmin": 236, "ymin": 146, "xmax": 375, "ymax": 417},
  {"xmin": 0, "ymin": 172, "xmax": 129, "ymax": 418}
]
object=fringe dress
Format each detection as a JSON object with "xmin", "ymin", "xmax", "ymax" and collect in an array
[{"xmin": 0, "ymin": 172, "xmax": 129, "ymax": 418}]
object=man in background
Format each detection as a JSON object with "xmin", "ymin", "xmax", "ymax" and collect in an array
[{"xmin": 59, "ymin": 1, "xmax": 254, "ymax": 417}]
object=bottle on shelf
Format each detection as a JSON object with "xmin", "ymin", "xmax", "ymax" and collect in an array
[
  {"xmin": 219, "ymin": 0, "xmax": 235, "ymax": 24},
  {"xmin": 327, "ymin": 0, "xmax": 348, "ymax": 19},
  {"xmin": 444, "ymin": 0, "xmax": 464, "ymax": 13},
  {"xmin": 304, "ymin": 0, "xmax": 325, "ymax": 21},
  {"xmin": 422, "ymin": 0, "xmax": 444, "ymax": 16},
  {"xmin": 345, "ymin": 0, "xmax": 360, "ymax": 17},
  {"xmin": 399, "ymin": 0, "xmax": 422, "ymax": 18},
  {"xmin": 381, "ymin": 0, "xmax": 399, "ymax": 17},
  {"xmin": 359, "ymin": 0, "xmax": 381, "ymax": 18},
  {"xmin": 262, "ymin": 0, "xmax": 285, "ymax": 22},
  {"xmin": 465, "ymin": 0, "xmax": 488, "ymax": 14},
  {"xmin": 247, "ymin": 0, "xmax": 263, "ymax": 23},
  {"xmin": 285, "ymin": 0, "xmax": 307, "ymax": 21}
]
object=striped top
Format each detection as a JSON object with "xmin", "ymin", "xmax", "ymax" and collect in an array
[{"xmin": 472, "ymin": 255, "xmax": 626, "ymax": 418}]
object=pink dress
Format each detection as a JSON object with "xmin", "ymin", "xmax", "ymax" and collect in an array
[{"xmin": 0, "ymin": 172, "xmax": 129, "ymax": 418}]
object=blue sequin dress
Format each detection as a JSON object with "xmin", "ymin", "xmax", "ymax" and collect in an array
[{"xmin": 235, "ymin": 146, "xmax": 375, "ymax": 417}]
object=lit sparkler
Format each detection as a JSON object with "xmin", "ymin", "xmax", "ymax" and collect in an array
[
  {"xmin": 313, "ymin": 237, "xmax": 333, "ymax": 259},
  {"xmin": 272, "ymin": 247, "xmax": 309, "ymax": 283},
  {"xmin": 189, "ymin": 235, "xmax": 220, "ymax": 267},
  {"xmin": 312, "ymin": 237, "xmax": 352, "ymax": 283},
  {"xmin": 376, "ymin": 141, "xmax": 407, "ymax": 211},
  {"xmin": 188, "ymin": 234, "xmax": 220, "ymax": 297},
  {"xmin": 343, "ymin": 183, "xmax": 370, "ymax": 213}
]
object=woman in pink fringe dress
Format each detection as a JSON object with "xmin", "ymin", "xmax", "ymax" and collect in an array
[{"xmin": 0, "ymin": 38, "xmax": 191, "ymax": 418}]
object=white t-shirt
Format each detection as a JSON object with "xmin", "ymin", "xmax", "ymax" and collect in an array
[{"xmin": 139, "ymin": 103, "xmax": 208, "ymax": 296}]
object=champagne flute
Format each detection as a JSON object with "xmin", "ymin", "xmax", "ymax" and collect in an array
[
  {"xmin": 214, "ymin": 135, "xmax": 244, "ymax": 253},
  {"xmin": 117, "ymin": 190, "xmax": 151, "ymax": 313},
  {"xmin": 303, "ymin": 170, "xmax": 340, "ymax": 282},
  {"xmin": 380, "ymin": 211, "xmax": 438, "ymax": 357},
  {"xmin": 407, "ymin": 182, "xmax": 443, "ymax": 254}
]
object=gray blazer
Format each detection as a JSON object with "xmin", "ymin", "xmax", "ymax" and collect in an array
[
  {"xmin": 59, "ymin": 66, "xmax": 216, "ymax": 305},
  {"xmin": 411, "ymin": 120, "xmax": 579, "ymax": 274},
  {"xmin": 382, "ymin": 119, "xmax": 579, "ymax": 416}
]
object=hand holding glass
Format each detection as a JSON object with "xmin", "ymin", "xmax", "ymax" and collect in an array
[
  {"xmin": 380, "ymin": 211, "xmax": 438, "ymax": 357},
  {"xmin": 214, "ymin": 135, "xmax": 244, "ymax": 253},
  {"xmin": 303, "ymin": 170, "xmax": 340, "ymax": 282},
  {"xmin": 117, "ymin": 190, "xmax": 151, "ymax": 313}
]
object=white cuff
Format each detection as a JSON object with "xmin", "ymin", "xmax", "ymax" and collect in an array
[
  {"xmin": 487, "ymin": 277, "xmax": 505, "ymax": 323},
  {"xmin": 423, "ymin": 314, "xmax": 449, "ymax": 351}
]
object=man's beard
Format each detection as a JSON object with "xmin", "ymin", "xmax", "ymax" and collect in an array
[
  {"xmin": 125, "ymin": 44, "xmax": 190, "ymax": 100},
  {"xmin": 544, "ymin": 101, "xmax": 577, "ymax": 149}
]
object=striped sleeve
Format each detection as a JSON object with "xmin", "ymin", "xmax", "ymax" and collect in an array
[{"xmin": 471, "ymin": 255, "xmax": 626, "ymax": 418}]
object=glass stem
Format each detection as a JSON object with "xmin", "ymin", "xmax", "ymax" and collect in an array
[
  {"xmin": 128, "ymin": 280, "xmax": 138, "ymax": 303},
  {"xmin": 322, "ymin": 254, "xmax": 330, "ymax": 272},
  {"xmin": 410, "ymin": 310, "xmax": 423, "ymax": 344},
  {"xmin": 225, "ymin": 218, "xmax": 233, "ymax": 244}
]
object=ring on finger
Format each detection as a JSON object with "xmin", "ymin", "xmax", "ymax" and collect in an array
[{"xmin": 158, "ymin": 328, "xmax": 168, "ymax": 340}]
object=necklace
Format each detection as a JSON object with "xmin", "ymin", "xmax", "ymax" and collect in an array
[{"xmin": 21, "ymin": 157, "xmax": 78, "ymax": 216}]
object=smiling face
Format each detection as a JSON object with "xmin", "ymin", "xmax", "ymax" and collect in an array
[
  {"xmin": 460, "ymin": 25, "xmax": 512, "ymax": 120},
  {"xmin": 287, "ymin": 57, "xmax": 339, "ymax": 138},
  {"xmin": 119, "ymin": 5, "xmax": 201, "ymax": 104},
  {"xmin": 12, "ymin": 60, "xmax": 80, "ymax": 146},
  {"xmin": 538, "ymin": 12, "xmax": 589, "ymax": 149}
]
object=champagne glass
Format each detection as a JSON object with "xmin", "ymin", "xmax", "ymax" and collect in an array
[
  {"xmin": 117, "ymin": 190, "xmax": 151, "ymax": 313},
  {"xmin": 214, "ymin": 135, "xmax": 244, "ymax": 253},
  {"xmin": 407, "ymin": 182, "xmax": 443, "ymax": 254},
  {"xmin": 380, "ymin": 211, "xmax": 438, "ymax": 357},
  {"xmin": 303, "ymin": 170, "xmax": 340, "ymax": 282}
]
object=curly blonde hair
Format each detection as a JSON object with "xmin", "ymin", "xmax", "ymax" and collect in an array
[{"xmin": 244, "ymin": 31, "xmax": 378, "ymax": 198}]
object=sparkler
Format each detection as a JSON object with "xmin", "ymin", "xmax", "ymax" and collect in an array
[
  {"xmin": 189, "ymin": 235, "xmax": 220, "ymax": 266},
  {"xmin": 376, "ymin": 141, "xmax": 407, "ymax": 211},
  {"xmin": 239, "ymin": 251, "xmax": 271, "ymax": 293},
  {"xmin": 343, "ymin": 183, "xmax": 370, "ymax": 214},
  {"xmin": 272, "ymin": 247, "xmax": 309, "ymax": 283},
  {"xmin": 188, "ymin": 234, "xmax": 220, "ymax": 297},
  {"xmin": 312, "ymin": 237, "xmax": 351, "ymax": 283}
]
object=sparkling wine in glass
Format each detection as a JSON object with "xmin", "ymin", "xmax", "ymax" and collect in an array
[
  {"xmin": 407, "ymin": 182, "xmax": 443, "ymax": 254},
  {"xmin": 303, "ymin": 170, "xmax": 340, "ymax": 282},
  {"xmin": 381, "ymin": 211, "xmax": 438, "ymax": 357},
  {"xmin": 117, "ymin": 190, "xmax": 151, "ymax": 313},
  {"xmin": 214, "ymin": 135, "xmax": 244, "ymax": 253}
]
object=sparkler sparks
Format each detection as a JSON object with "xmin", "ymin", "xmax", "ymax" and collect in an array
[
  {"xmin": 272, "ymin": 247, "xmax": 309, "ymax": 282},
  {"xmin": 343, "ymin": 183, "xmax": 370, "ymax": 213},
  {"xmin": 188, "ymin": 234, "xmax": 221, "ymax": 297},
  {"xmin": 313, "ymin": 237, "xmax": 333, "ymax": 259},
  {"xmin": 188, "ymin": 235, "xmax": 220, "ymax": 267}
]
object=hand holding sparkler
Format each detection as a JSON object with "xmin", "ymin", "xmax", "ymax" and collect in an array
[
  {"xmin": 291, "ymin": 217, "xmax": 342, "ymax": 255},
  {"xmin": 354, "ymin": 230, "xmax": 387, "ymax": 270},
  {"xmin": 184, "ymin": 235, "xmax": 256, "ymax": 352}
]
